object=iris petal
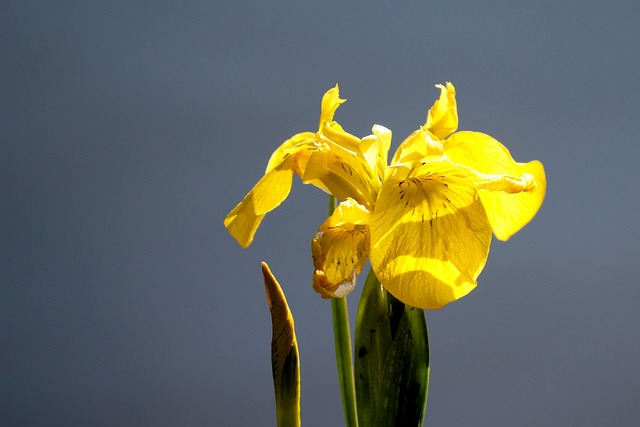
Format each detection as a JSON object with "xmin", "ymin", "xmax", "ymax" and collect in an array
[
  {"xmin": 224, "ymin": 167, "xmax": 294, "ymax": 248},
  {"xmin": 312, "ymin": 199, "xmax": 370, "ymax": 299},
  {"xmin": 225, "ymin": 86, "xmax": 354, "ymax": 248},
  {"xmin": 303, "ymin": 151, "xmax": 377, "ymax": 207},
  {"xmin": 444, "ymin": 131, "xmax": 546, "ymax": 240},
  {"xmin": 360, "ymin": 125, "xmax": 391, "ymax": 185},
  {"xmin": 370, "ymin": 162, "xmax": 492, "ymax": 309},
  {"xmin": 426, "ymin": 82, "xmax": 458, "ymax": 139},
  {"xmin": 391, "ymin": 128, "xmax": 445, "ymax": 171},
  {"xmin": 266, "ymin": 132, "xmax": 315, "ymax": 174},
  {"xmin": 319, "ymin": 85, "xmax": 345, "ymax": 128}
]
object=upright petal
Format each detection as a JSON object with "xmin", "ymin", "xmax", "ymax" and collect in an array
[
  {"xmin": 319, "ymin": 84, "xmax": 346, "ymax": 128},
  {"xmin": 370, "ymin": 162, "xmax": 492, "ymax": 309},
  {"xmin": 425, "ymin": 82, "xmax": 458, "ymax": 139},
  {"xmin": 372, "ymin": 125, "xmax": 392, "ymax": 175},
  {"xmin": 224, "ymin": 167, "xmax": 294, "ymax": 248},
  {"xmin": 444, "ymin": 131, "xmax": 546, "ymax": 240},
  {"xmin": 391, "ymin": 127, "xmax": 444, "ymax": 167},
  {"xmin": 267, "ymin": 84, "xmax": 349, "ymax": 175},
  {"xmin": 359, "ymin": 125, "xmax": 392, "ymax": 184},
  {"xmin": 312, "ymin": 199, "xmax": 371, "ymax": 299}
]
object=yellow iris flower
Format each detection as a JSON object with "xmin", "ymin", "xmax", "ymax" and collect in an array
[{"xmin": 224, "ymin": 83, "xmax": 545, "ymax": 309}]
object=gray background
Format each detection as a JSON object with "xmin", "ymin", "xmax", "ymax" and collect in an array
[{"xmin": 3, "ymin": 1, "xmax": 640, "ymax": 426}]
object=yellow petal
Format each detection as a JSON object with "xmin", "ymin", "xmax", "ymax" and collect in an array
[
  {"xmin": 369, "ymin": 162, "xmax": 492, "ymax": 309},
  {"xmin": 302, "ymin": 147, "xmax": 378, "ymax": 208},
  {"xmin": 266, "ymin": 132, "xmax": 315, "ymax": 174},
  {"xmin": 359, "ymin": 133, "xmax": 382, "ymax": 182},
  {"xmin": 444, "ymin": 131, "xmax": 546, "ymax": 240},
  {"xmin": 326, "ymin": 197, "xmax": 371, "ymax": 227},
  {"xmin": 372, "ymin": 125, "xmax": 392, "ymax": 176},
  {"xmin": 321, "ymin": 121, "xmax": 362, "ymax": 154},
  {"xmin": 224, "ymin": 167, "xmax": 294, "ymax": 248},
  {"xmin": 360, "ymin": 125, "xmax": 392, "ymax": 184},
  {"xmin": 425, "ymin": 82, "xmax": 458, "ymax": 139},
  {"xmin": 312, "ymin": 199, "xmax": 370, "ymax": 299},
  {"xmin": 267, "ymin": 84, "xmax": 348, "ymax": 175},
  {"xmin": 391, "ymin": 127, "xmax": 444, "ymax": 168},
  {"xmin": 319, "ymin": 84, "xmax": 345, "ymax": 128}
]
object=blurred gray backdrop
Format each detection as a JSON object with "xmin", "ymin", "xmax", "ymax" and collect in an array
[{"xmin": 3, "ymin": 1, "xmax": 640, "ymax": 426}]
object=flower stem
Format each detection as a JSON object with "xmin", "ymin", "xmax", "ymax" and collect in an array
[
  {"xmin": 332, "ymin": 296, "xmax": 358, "ymax": 427},
  {"xmin": 328, "ymin": 195, "xmax": 359, "ymax": 427}
]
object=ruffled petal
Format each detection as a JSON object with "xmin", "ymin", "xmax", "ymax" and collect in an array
[
  {"xmin": 312, "ymin": 199, "xmax": 370, "ymax": 299},
  {"xmin": 224, "ymin": 167, "xmax": 294, "ymax": 248},
  {"xmin": 319, "ymin": 84, "xmax": 345, "ymax": 128},
  {"xmin": 369, "ymin": 162, "xmax": 492, "ymax": 309},
  {"xmin": 267, "ymin": 84, "xmax": 349, "ymax": 176},
  {"xmin": 425, "ymin": 82, "xmax": 458, "ymax": 139},
  {"xmin": 444, "ymin": 131, "xmax": 546, "ymax": 240}
]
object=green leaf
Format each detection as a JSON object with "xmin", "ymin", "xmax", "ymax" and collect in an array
[
  {"xmin": 354, "ymin": 269, "xmax": 393, "ymax": 426},
  {"xmin": 377, "ymin": 303, "xmax": 429, "ymax": 426},
  {"xmin": 262, "ymin": 262, "xmax": 301, "ymax": 427},
  {"xmin": 354, "ymin": 269, "xmax": 430, "ymax": 426}
]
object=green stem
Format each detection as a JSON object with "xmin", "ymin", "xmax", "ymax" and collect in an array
[
  {"xmin": 328, "ymin": 195, "xmax": 359, "ymax": 427},
  {"xmin": 332, "ymin": 297, "xmax": 358, "ymax": 427}
]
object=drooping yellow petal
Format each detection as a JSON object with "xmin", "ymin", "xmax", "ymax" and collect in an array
[
  {"xmin": 302, "ymin": 146, "xmax": 378, "ymax": 208},
  {"xmin": 266, "ymin": 132, "xmax": 316, "ymax": 174},
  {"xmin": 425, "ymin": 82, "xmax": 458, "ymax": 139},
  {"xmin": 444, "ymin": 131, "xmax": 546, "ymax": 240},
  {"xmin": 319, "ymin": 84, "xmax": 345, "ymax": 129},
  {"xmin": 226, "ymin": 85, "xmax": 362, "ymax": 249},
  {"xmin": 224, "ymin": 167, "xmax": 294, "ymax": 248},
  {"xmin": 369, "ymin": 162, "xmax": 492, "ymax": 309},
  {"xmin": 312, "ymin": 199, "xmax": 370, "ymax": 299}
]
